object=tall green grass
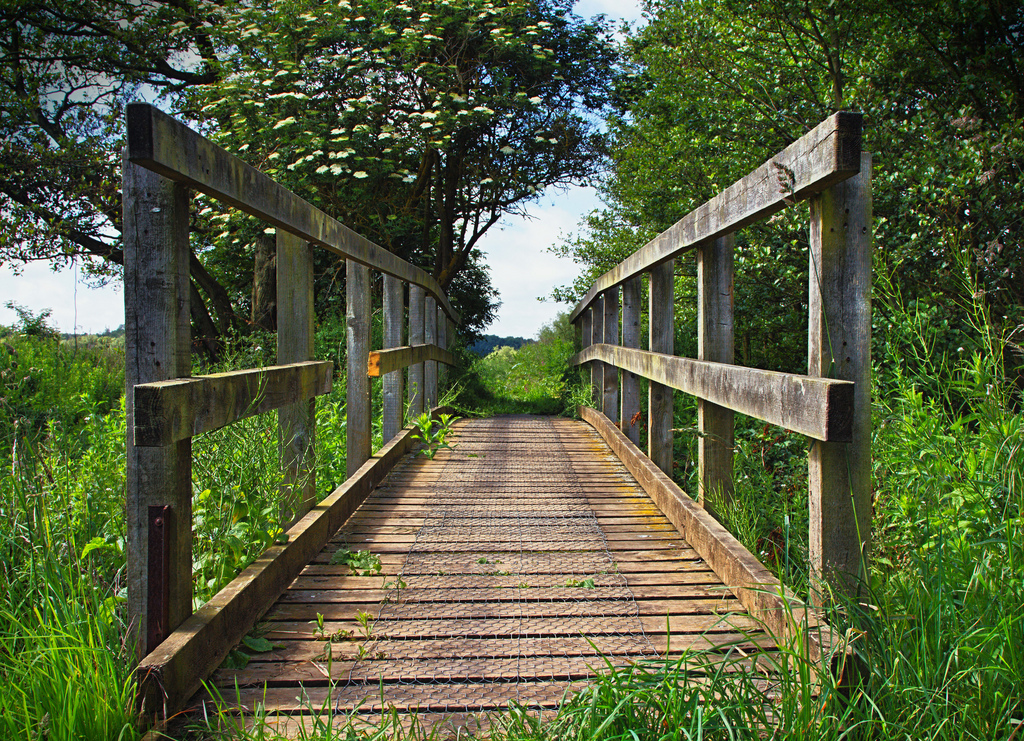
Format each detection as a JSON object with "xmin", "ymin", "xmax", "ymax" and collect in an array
[
  {"xmin": 1, "ymin": 415, "xmax": 139, "ymax": 740},
  {"xmin": 3, "ymin": 289, "xmax": 1021, "ymax": 739},
  {"xmin": 0, "ymin": 315, "xmax": 359, "ymax": 739}
]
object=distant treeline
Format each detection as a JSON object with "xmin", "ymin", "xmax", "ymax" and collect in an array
[
  {"xmin": 468, "ymin": 334, "xmax": 530, "ymax": 357},
  {"xmin": 61, "ymin": 325, "xmax": 125, "ymax": 340}
]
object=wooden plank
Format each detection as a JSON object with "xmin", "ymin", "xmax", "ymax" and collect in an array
[
  {"xmin": 697, "ymin": 234, "xmax": 735, "ymax": 515},
  {"xmin": 579, "ymin": 406, "xmax": 836, "ymax": 663},
  {"xmin": 346, "ymin": 260, "xmax": 371, "ymax": 477},
  {"xmin": 132, "ymin": 362, "xmax": 333, "ymax": 447},
  {"xmin": 620, "ymin": 277, "xmax": 641, "ymax": 444},
  {"xmin": 571, "ymin": 344, "xmax": 853, "ymax": 442},
  {"xmin": 569, "ymin": 112, "xmax": 863, "ymax": 322},
  {"xmin": 408, "ymin": 285, "xmax": 425, "ymax": 417},
  {"xmin": 382, "ymin": 275, "xmax": 404, "ymax": 444},
  {"xmin": 276, "ymin": 230, "xmax": 316, "ymax": 522},
  {"xmin": 368, "ymin": 344, "xmax": 456, "ymax": 377},
  {"xmin": 135, "ymin": 416, "xmax": 431, "ymax": 720},
  {"xmin": 125, "ymin": 104, "xmax": 459, "ymax": 323},
  {"xmin": 424, "ymin": 297, "xmax": 438, "ymax": 408},
  {"xmin": 808, "ymin": 152, "xmax": 873, "ymax": 602},
  {"xmin": 648, "ymin": 260, "xmax": 674, "ymax": 474},
  {"xmin": 123, "ymin": 156, "xmax": 192, "ymax": 659},
  {"xmin": 602, "ymin": 288, "xmax": 619, "ymax": 416}
]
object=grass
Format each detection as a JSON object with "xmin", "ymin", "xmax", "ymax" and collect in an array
[{"xmin": 2, "ymin": 291, "xmax": 1022, "ymax": 739}]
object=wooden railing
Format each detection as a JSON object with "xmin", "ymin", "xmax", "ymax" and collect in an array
[
  {"xmin": 569, "ymin": 112, "xmax": 872, "ymax": 604},
  {"xmin": 123, "ymin": 104, "xmax": 458, "ymax": 672}
]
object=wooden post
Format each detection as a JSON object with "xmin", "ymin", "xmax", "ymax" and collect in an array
[
  {"xmin": 408, "ymin": 285, "xmax": 425, "ymax": 417},
  {"xmin": 124, "ymin": 156, "xmax": 192, "ymax": 660},
  {"xmin": 808, "ymin": 152, "xmax": 872, "ymax": 603},
  {"xmin": 382, "ymin": 275, "xmax": 404, "ymax": 444},
  {"xmin": 580, "ymin": 310, "xmax": 592, "ymax": 405},
  {"xmin": 649, "ymin": 260, "xmax": 674, "ymax": 475},
  {"xmin": 346, "ymin": 260, "xmax": 371, "ymax": 477},
  {"xmin": 591, "ymin": 296, "xmax": 604, "ymax": 411},
  {"xmin": 602, "ymin": 287, "xmax": 620, "ymax": 423},
  {"xmin": 277, "ymin": 230, "xmax": 316, "ymax": 522},
  {"xmin": 424, "ymin": 296, "xmax": 437, "ymax": 408},
  {"xmin": 436, "ymin": 303, "xmax": 447, "ymax": 399},
  {"xmin": 620, "ymin": 277, "xmax": 641, "ymax": 444},
  {"xmin": 697, "ymin": 234, "xmax": 735, "ymax": 517}
]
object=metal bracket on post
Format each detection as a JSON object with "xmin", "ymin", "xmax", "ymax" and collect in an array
[{"xmin": 146, "ymin": 505, "xmax": 172, "ymax": 654}]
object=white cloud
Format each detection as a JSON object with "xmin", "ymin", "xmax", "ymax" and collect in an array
[
  {"xmin": 478, "ymin": 185, "xmax": 600, "ymax": 339},
  {"xmin": 0, "ymin": 262, "xmax": 123, "ymax": 334}
]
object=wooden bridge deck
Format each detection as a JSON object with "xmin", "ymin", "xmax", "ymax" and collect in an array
[{"xmin": 205, "ymin": 415, "xmax": 770, "ymax": 734}]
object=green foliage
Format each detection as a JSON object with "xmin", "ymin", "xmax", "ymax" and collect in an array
[
  {"xmin": 0, "ymin": 389, "xmax": 137, "ymax": 739},
  {"xmin": 192, "ymin": 0, "xmax": 617, "ymax": 332},
  {"xmin": 458, "ymin": 311, "xmax": 578, "ymax": 415},
  {"xmin": 410, "ymin": 412, "xmax": 458, "ymax": 459},
  {"xmin": 0, "ymin": 0, "xmax": 220, "ymax": 280},
  {"xmin": 469, "ymin": 333, "xmax": 531, "ymax": 357},
  {"xmin": 0, "ymin": 306, "xmax": 124, "ymax": 448},
  {"xmin": 0, "ymin": 556, "xmax": 140, "ymax": 741},
  {"xmin": 329, "ymin": 548, "xmax": 382, "ymax": 577},
  {"xmin": 556, "ymin": 0, "xmax": 1024, "ymax": 384}
]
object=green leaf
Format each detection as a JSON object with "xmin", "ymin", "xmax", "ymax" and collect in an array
[
  {"xmin": 242, "ymin": 636, "xmax": 275, "ymax": 653},
  {"xmin": 221, "ymin": 649, "xmax": 250, "ymax": 670}
]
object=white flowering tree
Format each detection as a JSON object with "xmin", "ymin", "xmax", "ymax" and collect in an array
[{"xmin": 192, "ymin": 0, "xmax": 617, "ymax": 331}]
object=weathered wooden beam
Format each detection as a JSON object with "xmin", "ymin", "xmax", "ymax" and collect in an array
[
  {"xmin": 135, "ymin": 412, "xmax": 454, "ymax": 722},
  {"xmin": 620, "ymin": 277, "xmax": 641, "ymax": 444},
  {"xmin": 346, "ymin": 260, "xmax": 371, "ymax": 477},
  {"xmin": 570, "ymin": 344, "xmax": 853, "ymax": 442},
  {"xmin": 382, "ymin": 275, "xmax": 404, "ymax": 444},
  {"xmin": 579, "ymin": 406, "xmax": 835, "ymax": 663},
  {"xmin": 407, "ymin": 285, "xmax": 425, "ymax": 417},
  {"xmin": 697, "ymin": 234, "xmax": 735, "ymax": 516},
  {"xmin": 648, "ymin": 260, "xmax": 675, "ymax": 475},
  {"xmin": 437, "ymin": 304, "xmax": 448, "ymax": 397},
  {"xmin": 133, "ymin": 362, "xmax": 333, "ymax": 447},
  {"xmin": 808, "ymin": 152, "xmax": 873, "ymax": 603},
  {"xmin": 591, "ymin": 295, "xmax": 605, "ymax": 412},
  {"xmin": 123, "ymin": 157, "xmax": 192, "ymax": 659},
  {"xmin": 277, "ymin": 230, "xmax": 316, "ymax": 523},
  {"xmin": 125, "ymin": 103, "xmax": 458, "ymax": 323},
  {"xmin": 602, "ymin": 288, "xmax": 620, "ymax": 417},
  {"xmin": 368, "ymin": 344, "xmax": 456, "ymax": 377},
  {"xmin": 424, "ymin": 297, "xmax": 438, "ymax": 408},
  {"xmin": 569, "ymin": 112, "xmax": 862, "ymax": 323}
]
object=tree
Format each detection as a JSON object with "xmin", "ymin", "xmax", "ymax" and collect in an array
[
  {"xmin": 0, "ymin": 0, "xmax": 246, "ymax": 340},
  {"xmin": 191, "ymin": 0, "xmax": 618, "ymax": 332},
  {"xmin": 554, "ymin": 0, "xmax": 1023, "ymax": 382}
]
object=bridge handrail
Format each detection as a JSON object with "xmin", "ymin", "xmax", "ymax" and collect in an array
[
  {"xmin": 567, "ymin": 112, "xmax": 862, "ymax": 323},
  {"xmin": 123, "ymin": 105, "xmax": 459, "ymax": 675},
  {"xmin": 127, "ymin": 104, "xmax": 459, "ymax": 322},
  {"xmin": 569, "ymin": 112, "xmax": 872, "ymax": 606}
]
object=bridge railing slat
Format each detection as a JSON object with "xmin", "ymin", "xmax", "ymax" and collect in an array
[
  {"xmin": 570, "ymin": 345, "xmax": 853, "ymax": 442},
  {"xmin": 369, "ymin": 344, "xmax": 457, "ymax": 377},
  {"xmin": 133, "ymin": 361, "xmax": 332, "ymax": 447}
]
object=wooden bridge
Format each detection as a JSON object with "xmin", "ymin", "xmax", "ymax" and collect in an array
[{"xmin": 124, "ymin": 105, "xmax": 870, "ymax": 735}]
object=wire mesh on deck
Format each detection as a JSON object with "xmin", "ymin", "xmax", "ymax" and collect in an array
[{"xmin": 337, "ymin": 416, "xmax": 658, "ymax": 713}]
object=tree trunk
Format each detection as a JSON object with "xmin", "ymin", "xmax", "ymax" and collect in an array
[{"xmin": 251, "ymin": 234, "xmax": 277, "ymax": 331}]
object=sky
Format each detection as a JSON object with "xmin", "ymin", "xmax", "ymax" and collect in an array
[{"xmin": 0, "ymin": 0, "xmax": 645, "ymax": 340}]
